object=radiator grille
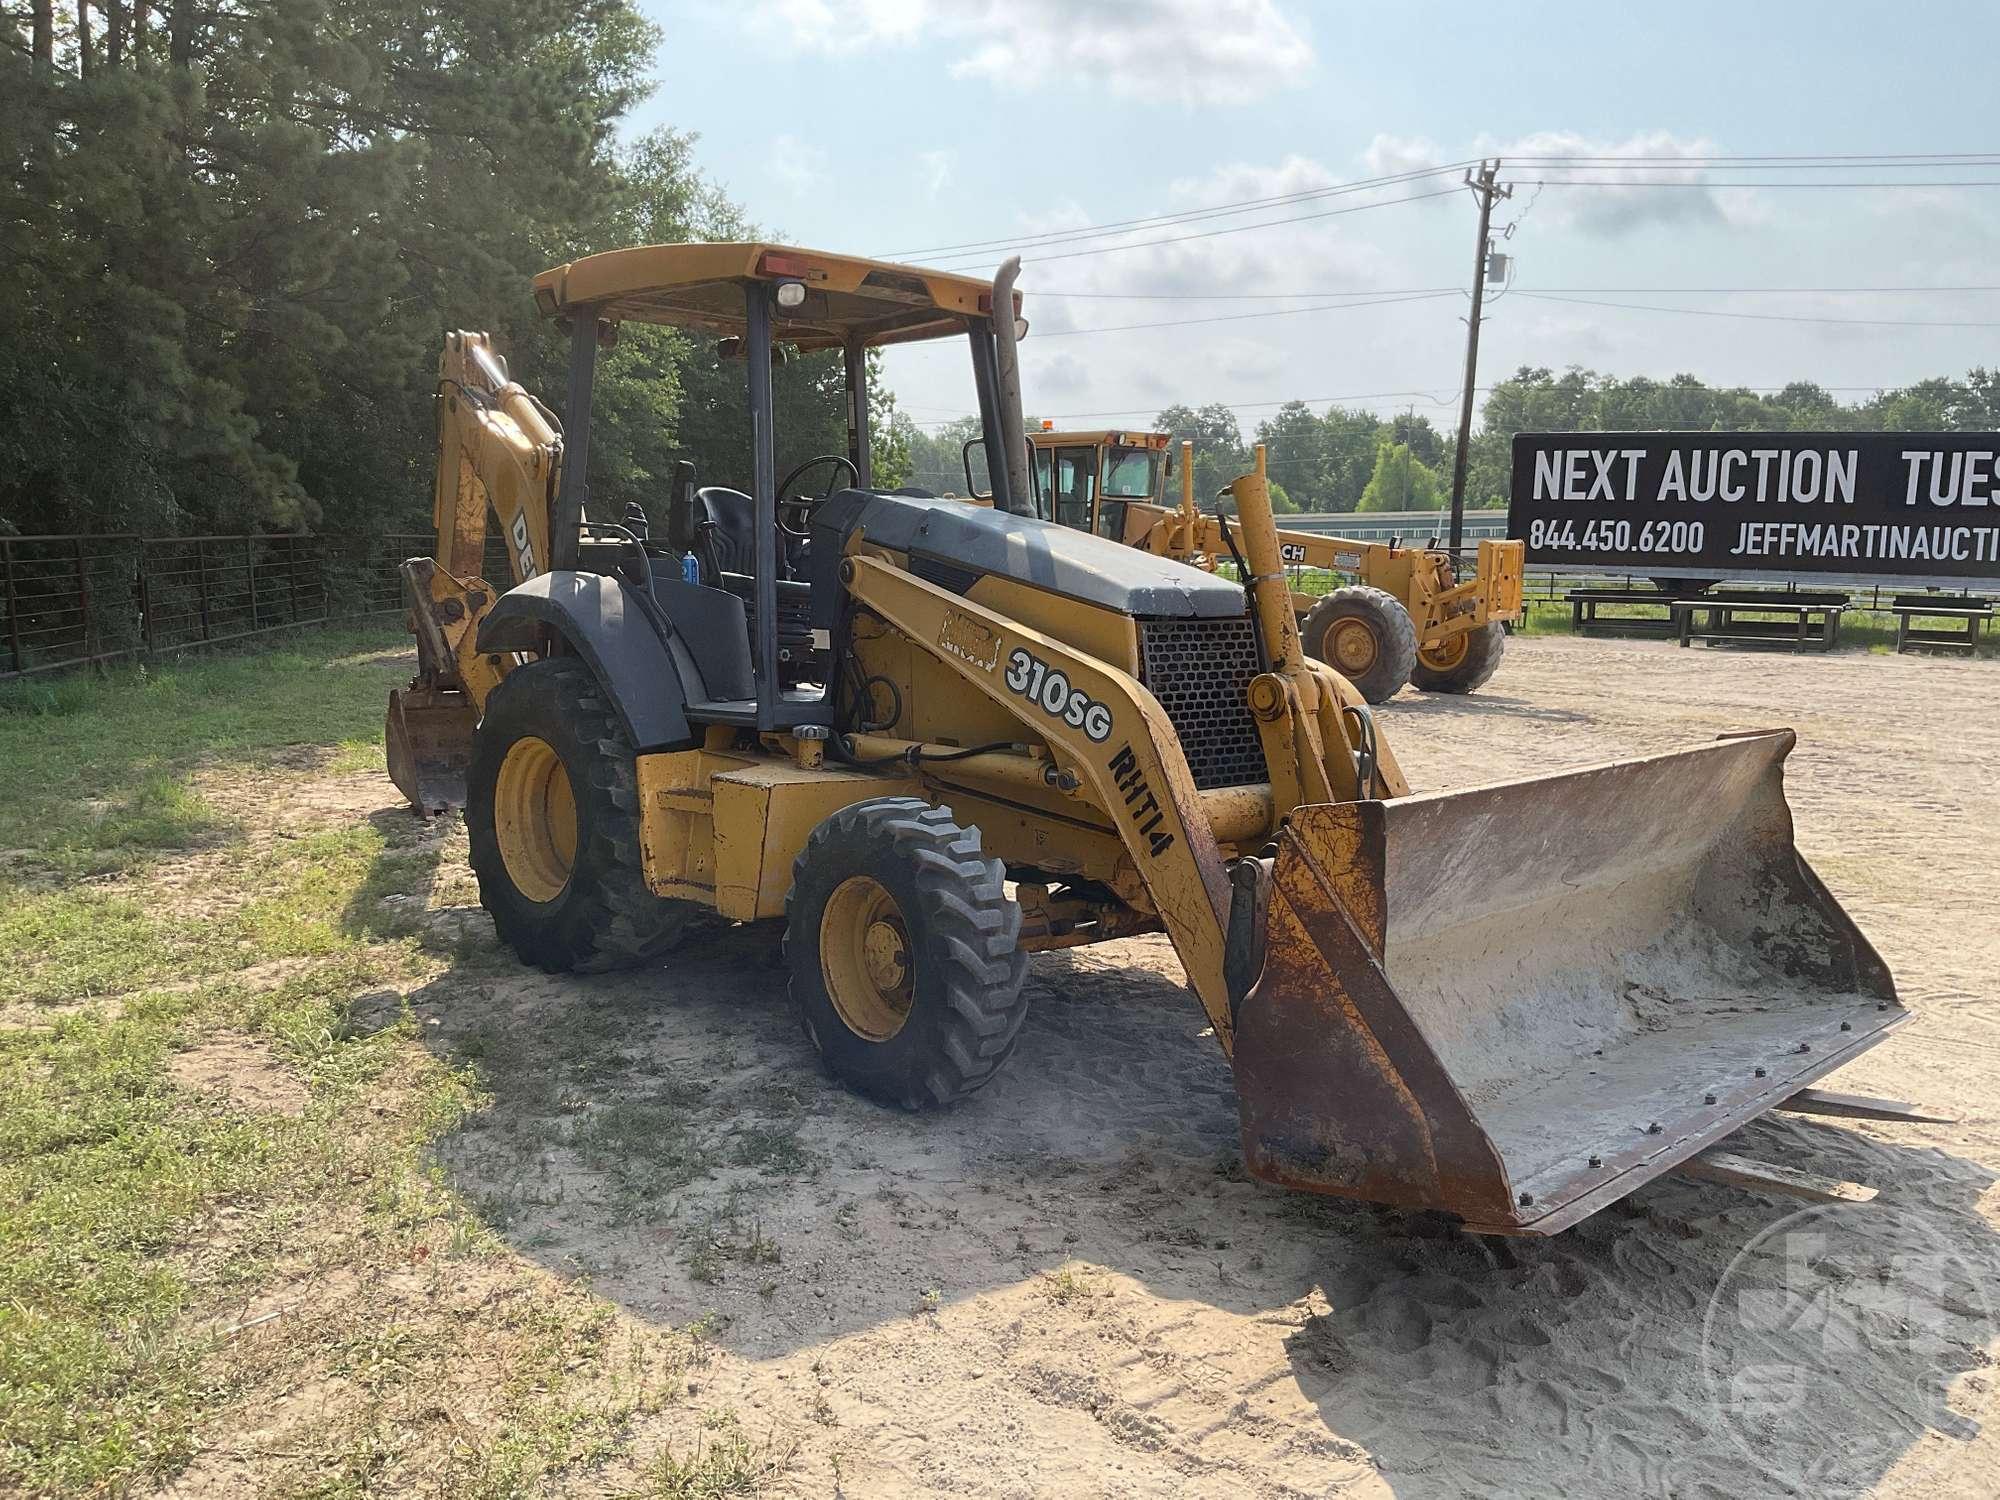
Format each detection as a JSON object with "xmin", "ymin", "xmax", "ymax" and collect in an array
[{"xmin": 1136, "ymin": 615, "xmax": 1266, "ymax": 791}]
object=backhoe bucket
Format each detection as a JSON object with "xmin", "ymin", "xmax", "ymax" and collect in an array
[
  {"xmin": 386, "ymin": 684, "xmax": 475, "ymax": 815},
  {"xmin": 1232, "ymin": 730, "xmax": 1904, "ymax": 1235}
]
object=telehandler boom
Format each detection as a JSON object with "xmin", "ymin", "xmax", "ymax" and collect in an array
[
  {"xmin": 386, "ymin": 241, "xmax": 1920, "ymax": 1236},
  {"xmin": 1013, "ymin": 428, "xmax": 1524, "ymax": 702}
]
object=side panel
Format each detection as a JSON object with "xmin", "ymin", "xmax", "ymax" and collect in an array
[
  {"xmin": 635, "ymin": 749, "xmax": 747, "ymax": 906},
  {"xmin": 637, "ymin": 752, "xmax": 919, "ymax": 921},
  {"xmin": 712, "ymin": 764, "xmax": 920, "ymax": 920},
  {"xmin": 478, "ymin": 571, "xmax": 696, "ymax": 752}
]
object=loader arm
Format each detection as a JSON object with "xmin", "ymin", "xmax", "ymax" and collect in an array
[{"xmin": 842, "ymin": 552, "xmax": 1243, "ymax": 1046}]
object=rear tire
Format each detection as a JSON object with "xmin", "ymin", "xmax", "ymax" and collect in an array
[
  {"xmin": 468, "ymin": 657, "xmax": 711, "ymax": 972},
  {"xmin": 785, "ymin": 798, "xmax": 1027, "ymax": 1109},
  {"xmin": 1299, "ymin": 586, "xmax": 1418, "ymax": 703},
  {"xmin": 1410, "ymin": 621, "xmax": 1505, "ymax": 694}
]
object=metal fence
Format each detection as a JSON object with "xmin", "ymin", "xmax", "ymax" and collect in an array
[{"xmin": 0, "ymin": 531, "xmax": 507, "ymax": 679}]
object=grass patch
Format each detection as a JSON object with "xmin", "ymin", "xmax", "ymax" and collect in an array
[
  {"xmin": 1040, "ymin": 1261, "xmax": 1108, "ymax": 1307},
  {"xmin": 0, "ymin": 961, "xmax": 464, "ymax": 1496},
  {"xmin": 0, "ymin": 822, "xmax": 438, "ymax": 1009},
  {"xmin": 617, "ymin": 1419, "xmax": 796, "ymax": 1499},
  {"xmin": 729, "ymin": 1121, "xmax": 813, "ymax": 1178},
  {"xmin": 573, "ymin": 1094, "xmax": 713, "ymax": 1224},
  {"xmin": 0, "ymin": 627, "xmax": 736, "ymax": 1497},
  {"xmin": 0, "ymin": 624, "xmax": 407, "ymax": 874}
]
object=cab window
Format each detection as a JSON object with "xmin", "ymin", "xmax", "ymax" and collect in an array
[
  {"xmin": 1103, "ymin": 446, "xmax": 1158, "ymax": 500},
  {"xmin": 1032, "ymin": 448, "xmax": 1053, "ymax": 520},
  {"xmin": 1053, "ymin": 446, "xmax": 1095, "ymax": 530}
]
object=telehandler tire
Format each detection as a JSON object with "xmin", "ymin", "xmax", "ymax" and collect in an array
[
  {"xmin": 1410, "ymin": 620, "xmax": 1505, "ymax": 694},
  {"xmin": 467, "ymin": 657, "xmax": 711, "ymax": 973},
  {"xmin": 1299, "ymin": 585, "xmax": 1417, "ymax": 703},
  {"xmin": 786, "ymin": 798, "xmax": 1027, "ymax": 1110}
]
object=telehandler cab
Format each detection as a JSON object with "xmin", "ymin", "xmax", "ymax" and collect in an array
[
  {"xmin": 993, "ymin": 428, "xmax": 1524, "ymax": 702},
  {"xmin": 386, "ymin": 241, "xmax": 1922, "ymax": 1236}
]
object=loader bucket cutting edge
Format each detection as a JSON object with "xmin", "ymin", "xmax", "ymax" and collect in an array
[
  {"xmin": 386, "ymin": 685, "xmax": 475, "ymax": 815},
  {"xmin": 1230, "ymin": 729, "xmax": 1905, "ymax": 1236}
]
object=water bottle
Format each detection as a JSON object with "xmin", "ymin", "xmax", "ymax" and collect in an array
[{"xmin": 681, "ymin": 550, "xmax": 699, "ymax": 584}]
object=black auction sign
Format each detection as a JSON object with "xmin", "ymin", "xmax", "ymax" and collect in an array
[{"xmin": 1509, "ymin": 431, "xmax": 2000, "ymax": 583}]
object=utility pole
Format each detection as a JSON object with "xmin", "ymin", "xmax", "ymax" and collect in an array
[{"xmin": 1447, "ymin": 159, "xmax": 1511, "ymax": 572}]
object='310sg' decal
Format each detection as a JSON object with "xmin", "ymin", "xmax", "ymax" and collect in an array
[{"xmin": 1004, "ymin": 648, "xmax": 1113, "ymax": 743}]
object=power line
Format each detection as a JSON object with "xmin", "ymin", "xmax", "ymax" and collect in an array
[
  {"xmin": 1033, "ymin": 290, "xmax": 1460, "ymax": 339},
  {"xmin": 896, "ymin": 379, "xmax": 1929, "ymax": 429},
  {"xmin": 1502, "ymin": 151, "xmax": 2000, "ymax": 165},
  {"xmin": 880, "ymin": 161, "xmax": 1475, "ymax": 260},
  {"xmin": 1516, "ymin": 178, "xmax": 2000, "ymax": 189},
  {"xmin": 930, "ymin": 186, "xmax": 1462, "ymax": 270},
  {"xmin": 889, "ymin": 153, "xmax": 2000, "ymax": 268},
  {"xmin": 1513, "ymin": 291, "xmax": 2000, "ymax": 328},
  {"xmin": 1028, "ymin": 283, "xmax": 2000, "ymax": 301}
]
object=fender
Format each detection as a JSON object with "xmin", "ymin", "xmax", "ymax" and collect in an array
[{"xmin": 477, "ymin": 571, "xmax": 695, "ymax": 751}]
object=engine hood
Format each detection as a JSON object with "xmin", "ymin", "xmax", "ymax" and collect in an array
[{"xmin": 811, "ymin": 490, "xmax": 1248, "ymax": 624}]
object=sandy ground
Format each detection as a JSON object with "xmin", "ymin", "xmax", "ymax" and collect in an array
[{"xmin": 384, "ymin": 638, "xmax": 1993, "ymax": 1495}]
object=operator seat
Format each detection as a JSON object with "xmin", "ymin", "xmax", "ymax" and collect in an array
[
  {"xmin": 695, "ymin": 486, "xmax": 763, "ymax": 577},
  {"xmin": 696, "ymin": 485, "xmax": 821, "ymax": 579}
]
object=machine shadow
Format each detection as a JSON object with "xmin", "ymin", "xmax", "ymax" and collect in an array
[
  {"xmin": 1383, "ymin": 689, "xmax": 1596, "ymax": 726},
  {"xmin": 389, "ymin": 896, "xmax": 1997, "ymax": 1495}
]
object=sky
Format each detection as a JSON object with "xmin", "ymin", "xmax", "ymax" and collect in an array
[{"xmin": 629, "ymin": 0, "xmax": 2000, "ymax": 439}]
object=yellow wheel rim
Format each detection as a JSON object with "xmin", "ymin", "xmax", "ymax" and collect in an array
[
  {"xmin": 1420, "ymin": 631, "xmax": 1471, "ymax": 672},
  {"xmin": 821, "ymin": 875, "xmax": 914, "ymax": 1042},
  {"xmin": 1325, "ymin": 616, "xmax": 1381, "ymax": 675},
  {"xmin": 494, "ymin": 735, "xmax": 577, "ymax": 904}
]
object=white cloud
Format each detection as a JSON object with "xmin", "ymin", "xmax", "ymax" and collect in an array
[
  {"xmin": 917, "ymin": 148, "xmax": 955, "ymax": 200},
  {"xmin": 1011, "ymin": 156, "xmax": 1399, "ymax": 307},
  {"xmin": 1361, "ymin": 133, "xmax": 1444, "ymax": 179},
  {"xmin": 1479, "ymin": 130, "xmax": 1762, "ymax": 236},
  {"xmin": 755, "ymin": 0, "xmax": 1314, "ymax": 105},
  {"xmin": 1168, "ymin": 153, "xmax": 1338, "ymax": 208},
  {"xmin": 760, "ymin": 0, "xmax": 927, "ymax": 51}
]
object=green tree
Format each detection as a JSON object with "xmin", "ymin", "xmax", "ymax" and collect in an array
[
  {"xmin": 1253, "ymin": 401, "xmax": 1332, "ymax": 510},
  {"xmin": 1155, "ymin": 402, "xmax": 1248, "ymax": 512},
  {"xmin": 1357, "ymin": 440, "xmax": 1443, "ymax": 511},
  {"xmin": 1388, "ymin": 411, "xmax": 1444, "ymax": 467},
  {"xmin": 0, "ymin": 4, "xmax": 854, "ymax": 543}
]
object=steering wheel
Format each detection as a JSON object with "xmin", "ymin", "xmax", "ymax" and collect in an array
[{"xmin": 776, "ymin": 454, "xmax": 859, "ymax": 536}]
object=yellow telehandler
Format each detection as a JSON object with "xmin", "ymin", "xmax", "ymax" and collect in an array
[
  {"xmin": 999, "ymin": 428, "xmax": 1524, "ymax": 701},
  {"xmin": 386, "ymin": 241, "xmax": 1923, "ymax": 1236}
]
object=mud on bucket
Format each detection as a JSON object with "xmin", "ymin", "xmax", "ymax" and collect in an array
[{"xmin": 1229, "ymin": 730, "xmax": 1905, "ymax": 1236}]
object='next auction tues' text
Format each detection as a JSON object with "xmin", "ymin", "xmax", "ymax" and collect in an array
[{"xmin": 1508, "ymin": 431, "xmax": 2000, "ymax": 580}]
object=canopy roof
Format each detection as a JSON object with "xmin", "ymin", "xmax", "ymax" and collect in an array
[
  {"xmin": 531, "ymin": 242, "xmax": 1003, "ymax": 352},
  {"xmin": 1030, "ymin": 430, "xmax": 1171, "ymax": 449}
]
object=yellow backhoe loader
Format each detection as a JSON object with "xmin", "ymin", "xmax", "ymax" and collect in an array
[
  {"xmin": 386, "ymin": 241, "xmax": 1925, "ymax": 1236},
  {"xmin": 1001, "ymin": 428, "xmax": 1524, "ymax": 702}
]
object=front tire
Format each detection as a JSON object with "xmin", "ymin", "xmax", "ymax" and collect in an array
[
  {"xmin": 1299, "ymin": 586, "xmax": 1418, "ymax": 703},
  {"xmin": 467, "ymin": 657, "xmax": 710, "ymax": 972},
  {"xmin": 1410, "ymin": 620, "xmax": 1505, "ymax": 694},
  {"xmin": 785, "ymin": 798, "xmax": 1027, "ymax": 1109}
]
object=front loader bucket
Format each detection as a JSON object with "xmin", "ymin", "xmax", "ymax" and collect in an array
[
  {"xmin": 386, "ymin": 684, "xmax": 475, "ymax": 815},
  {"xmin": 1232, "ymin": 730, "xmax": 1904, "ymax": 1235}
]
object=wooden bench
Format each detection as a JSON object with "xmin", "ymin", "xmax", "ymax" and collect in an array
[
  {"xmin": 1567, "ymin": 588, "xmax": 1679, "ymax": 637},
  {"xmin": 1673, "ymin": 591, "xmax": 1849, "ymax": 652},
  {"xmin": 1888, "ymin": 593, "xmax": 1994, "ymax": 654}
]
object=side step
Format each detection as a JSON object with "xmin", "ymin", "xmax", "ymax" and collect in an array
[{"xmin": 1676, "ymin": 1150, "xmax": 1877, "ymax": 1205}]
